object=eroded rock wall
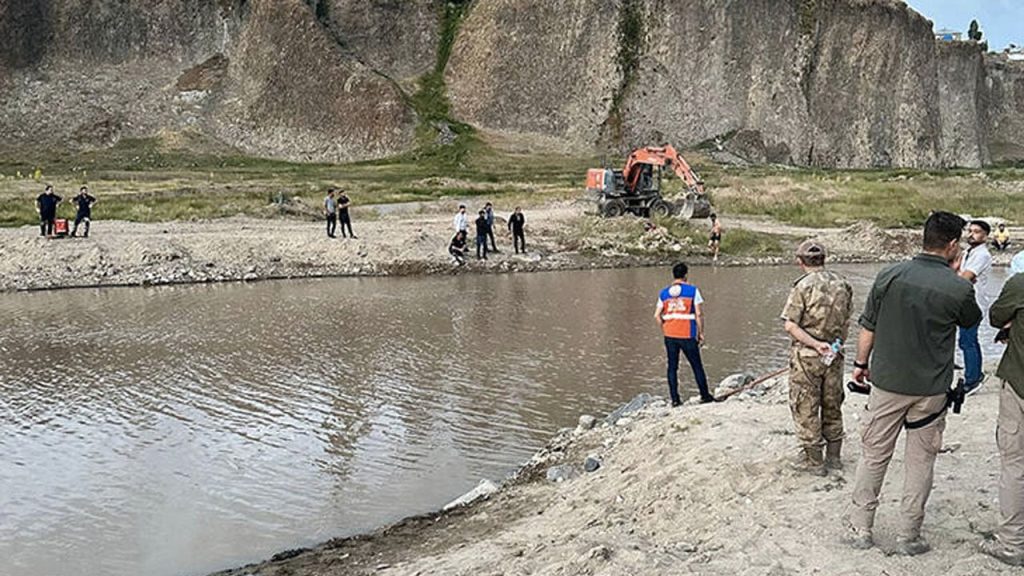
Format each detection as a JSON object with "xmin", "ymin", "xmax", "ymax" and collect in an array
[
  {"xmin": 985, "ymin": 56, "xmax": 1024, "ymax": 163},
  {"xmin": 449, "ymin": 0, "xmax": 1013, "ymax": 168},
  {"xmin": 0, "ymin": 0, "xmax": 417, "ymax": 162}
]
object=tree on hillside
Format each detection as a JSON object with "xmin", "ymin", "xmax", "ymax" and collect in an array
[{"xmin": 968, "ymin": 19, "xmax": 983, "ymax": 42}]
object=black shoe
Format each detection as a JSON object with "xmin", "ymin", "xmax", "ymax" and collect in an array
[
  {"xmin": 965, "ymin": 375, "xmax": 985, "ymax": 396},
  {"xmin": 701, "ymin": 396, "xmax": 721, "ymax": 404},
  {"xmin": 671, "ymin": 400, "xmax": 682, "ymax": 408}
]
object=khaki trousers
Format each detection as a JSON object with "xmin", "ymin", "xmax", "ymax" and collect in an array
[
  {"xmin": 850, "ymin": 386, "xmax": 947, "ymax": 538},
  {"xmin": 997, "ymin": 381, "xmax": 1024, "ymax": 551}
]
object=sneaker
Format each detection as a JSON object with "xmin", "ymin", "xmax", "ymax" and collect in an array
[
  {"xmin": 671, "ymin": 400, "xmax": 682, "ymax": 408},
  {"xmin": 842, "ymin": 527, "xmax": 874, "ymax": 550},
  {"xmin": 700, "ymin": 396, "xmax": 721, "ymax": 404},
  {"xmin": 894, "ymin": 536, "xmax": 931, "ymax": 556},
  {"xmin": 964, "ymin": 375, "xmax": 985, "ymax": 396},
  {"xmin": 978, "ymin": 538, "xmax": 1024, "ymax": 566}
]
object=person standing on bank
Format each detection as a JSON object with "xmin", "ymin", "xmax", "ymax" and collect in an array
[
  {"xmin": 474, "ymin": 209, "xmax": 490, "ymax": 260},
  {"xmin": 324, "ymin": 189, "xmax": 338, "ymax": 238},
  {"xmin": 959, "ymin": 219, "xmax": 992, "ymax": 394},
  {"xmin": 35, "ymin": 185, "xmax": 62, "ymax": 237},
  {"xmin": 979, "ymin": 268, "xmax": 1024, "ymax": 566},
  {"xmin": 780, "ymin": 241, "xmax": 853, "ymax": 476},
  {"xmin": 484, "ymin": 202, "xmax": 499, "ymax": 252},
  {"xmin": 654, "ymin": 262, "xmax": 715, "ymax": 407},
  {"xmin": 508, "ymin": 207, "xmax": 526, "ymax": 254},
  {"xmin": 70, "ymin": 186, "xmax": 97, "ymax": 238},
  {"xmin": 846, "ymin": 211, "xmax": 982, "ymax": 555},
  {"xmin": 337, "ymin": 189, "xmax": 356, "ymax": 239},
  {"xmin": 453, "ymin": 204, "xmax": 468, "ymax": 235}
]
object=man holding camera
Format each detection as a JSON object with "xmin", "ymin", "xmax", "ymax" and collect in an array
[
  {"xmin": 979, "ymin": 269, "xmax": 1024, "ymax": 565},
  {"xmin": 846, "ymin": 211, "xmax": 982, "ymax": 555}
]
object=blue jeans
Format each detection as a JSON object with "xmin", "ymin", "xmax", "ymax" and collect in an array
[
  {"xmin": 959, "ymin": 322, "xmax": 983, "ymax": 385},
  {"xmin": 664, "ymin": 337, "xmax": 710, "ymax": 404},
  {"xmin": 476, "ymin": 235, "xmax": 488, "ymax": 259}
]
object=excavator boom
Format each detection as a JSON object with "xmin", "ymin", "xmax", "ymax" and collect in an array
[{"xmin": 622, "ymin": 145, "xmax": 704, "ymax": 195}]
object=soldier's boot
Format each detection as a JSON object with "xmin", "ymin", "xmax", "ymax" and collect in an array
[
  {"xmin": 789, "ymin": 446, "xmax": 826, "ymax": 476},
  {"xmin": 825, "ymin": 440, "xmax": 843, "ymax": 471}
]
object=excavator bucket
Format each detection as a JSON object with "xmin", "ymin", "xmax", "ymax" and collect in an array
[{"xmin": 674, "ymin": 194, "xmax": 712, "ymax": 220}]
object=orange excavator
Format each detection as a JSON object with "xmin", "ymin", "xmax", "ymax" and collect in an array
[{"xmin": 584, "ymin": 145, "xmax": 711, "ymax": 219}]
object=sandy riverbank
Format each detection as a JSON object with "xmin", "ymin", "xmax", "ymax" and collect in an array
[
  {"xmin": 3, "ymin": 199, "xmax": 998, "ymax": 293},
  {"xmin": 210, "ymin": 368, "xmax": 1018, "ymax": 576}
]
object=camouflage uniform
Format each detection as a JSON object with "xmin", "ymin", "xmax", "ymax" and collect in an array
[{"xmin": 780, "ymin": 269, "xmax": 854, "ymax": 457}]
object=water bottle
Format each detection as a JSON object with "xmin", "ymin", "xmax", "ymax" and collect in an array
[{"xmin": 821, "ymin": 338, "xmax": 843, "ymax": 366}]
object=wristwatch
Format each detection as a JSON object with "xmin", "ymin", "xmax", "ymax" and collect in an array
[{"xmin": 853, "ymin": 360, "xmax": 869, "ymax": 369}]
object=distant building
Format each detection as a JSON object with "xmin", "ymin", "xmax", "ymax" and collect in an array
[{"xmin": 935, "ymin": 28, "xmax": 963, "ymax": 42}]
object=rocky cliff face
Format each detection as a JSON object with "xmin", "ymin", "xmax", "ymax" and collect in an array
[
  {"xmin": 0, "ymin": 0, "xmax": 1020, "ymax": 167},
  {"xmin": 0, "ymin": 0, "xmax": 418, "ymax": 162},
  {"xmin": 986, "ymin": 55, "xmax": 1024, "ymax": 163},
  {"xmin": 449, "ymin": 0, "xmax": 1016, "ymax": 168}
]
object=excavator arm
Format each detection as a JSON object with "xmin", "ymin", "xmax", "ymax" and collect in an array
[{"xmin": 622, "ymin": 145, "xmax": 705, "ymax": 196}]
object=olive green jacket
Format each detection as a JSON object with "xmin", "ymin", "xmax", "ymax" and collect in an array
[{"xmin": 991, "ymin": 274, "xmax": 1024, "ymax": 399}]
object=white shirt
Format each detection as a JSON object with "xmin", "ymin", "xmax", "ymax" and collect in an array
[
  {"xmin": 453, "ymin": 212, "xmax": 468, "ymax": 232},
  {"xmin": 962, "ymin": 243, "xmax": 993, "ymax": 311}
]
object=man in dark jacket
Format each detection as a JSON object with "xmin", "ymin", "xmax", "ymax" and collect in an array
[
  {"xmin": 508, "ymin": 207, "xmax": 526, "ymax": 254},
  {"xmin": 35, "ymin": 185, "xmax": 62, "ymax": 237},
  {"xmin": 484, "ymin": 202, "xmax": 498, "ymax": 252},
  {"xmin": 71, "ymin": 186, "xmax": 97, "ymax": 238},
  {"xmin": 847, "ymin": 211, "xmax": 982, "ymax": 555},
  {"xmin": 980, "ymin": 273, "xmax": 1024, "ymax": 566},
  {"xmin": 475, "ymin": 210, "xmax": 490, "ymax": 260}
]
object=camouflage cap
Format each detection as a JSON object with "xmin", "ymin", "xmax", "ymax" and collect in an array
[{"xmin": 796, "ymin": 240, "xmax": 826, "ymax": 258}]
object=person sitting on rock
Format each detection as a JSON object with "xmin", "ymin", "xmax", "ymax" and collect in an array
[
  {"xmin": 994, "ymin": 223, "xmax": 1011, "ymax": 251},
  {"xmin": 449, "ymin": 230, "xmax": 468, "ymax": 266}
]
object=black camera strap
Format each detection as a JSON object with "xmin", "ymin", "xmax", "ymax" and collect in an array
[{"xmin": 903, "ymin": 396, "xmax": 951, "ymax": 430}]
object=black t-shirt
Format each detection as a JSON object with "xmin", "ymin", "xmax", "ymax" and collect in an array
[
  {"xmin": 337, "ymin": 194, "xmax": 350, "ymax": 218},
  {"xmin": 475, "ymin": 215, "xmax": 490, "ymax": 235},
  {"xmin": 450, "ymin": 234, "xmax": 466, "ymax": 250},
  {"xmin": 509, "ymin": 213, "xmax": 525, "ymax": 232},
  {"xmin": 73, "ymin": 193, "xmax": 96, "ymax": 215},
  {"xmin": 37, "ymin": 193, "xmax": 61, "ymax": 215}
]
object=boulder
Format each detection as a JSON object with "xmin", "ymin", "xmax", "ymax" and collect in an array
[{"xmin": 443, "ymin": 479, "xmax": 499, "ymax": 511}]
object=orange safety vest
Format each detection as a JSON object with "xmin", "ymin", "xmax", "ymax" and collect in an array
[{"xmin": 659, "ymin": 281, "xmax": 699, "ymax": 339}]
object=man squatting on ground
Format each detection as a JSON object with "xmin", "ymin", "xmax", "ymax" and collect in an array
[
  {"xmin": 780, "ymin": 241, "xmax": 853, "ymax": 476},
  {"xmin": 982, "ymin": 268, "xmax": 1024, "ymax": 565},
  {"xmin": 324, "ymin": 189, "xmax": 337, "ymax": 238},
  {"xmin": 655, "ymin": 262, "xmax": 716, "ymax": 407},
  {"xmin": 35, "ymin": 185, "xmax": 62, "ymax": 237},
  {"xmin": 71, "ymin": 186, "xmax": 97, "ymax": 238},
  {"xmin": 449, "ymin": 230, "xmax": 468, "ymax": 266},
  {"xmin": 958, "ymin": 219, "xmax": 992, "ymax": 394},
  {"xmin": 847, "ymin": 211, "xmax": 982, "ymax": 556}
]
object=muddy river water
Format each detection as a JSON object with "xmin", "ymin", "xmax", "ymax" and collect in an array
[{"xmin": 0, "ymin": 264, "xmax": 1009, "ymax": 576}]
